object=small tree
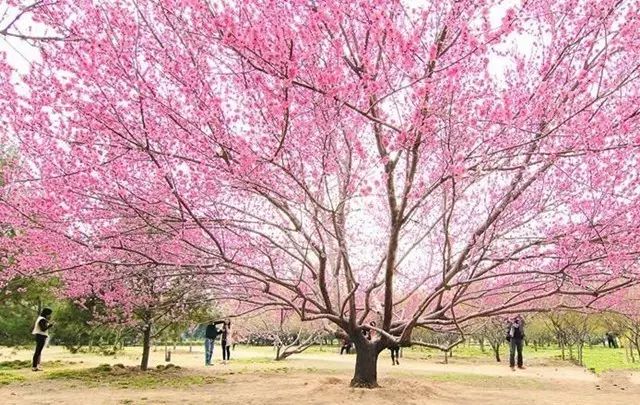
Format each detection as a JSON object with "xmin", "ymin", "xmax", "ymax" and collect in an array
[
  {"xmin": 546, "ymin": 311, "xmax": 594, "ymax": 366},
  {"xmin": 475, "ymin": 318, "xmax": 507, "ymax": 362},
  {"xmin": 245, "ymin": 310, "xmax": 322, "ymax": 361},
  {"xmin": 524, "ymin": 315, "xmax": 556, "ymax": 352},
  {"xmin": 66, "ymin": 265, "xmax": 215, "ymax": 370},
  {"xmin": 0, "ymin": 277, "xmax": 60, "ymax": 346},
  {"xmin": 412, "ymin": 327, "xmax": 465, "ymax": 364}
]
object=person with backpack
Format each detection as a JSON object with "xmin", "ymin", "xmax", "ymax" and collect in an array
[
  {"xmin": 204, "ymin": 320, "xmax": 224, "ymax": 366},
  {"xmin": 32, "ymin": 307, "xmax": 54, "ymax": 371},
  {"xmin": 506, "ymin": 315, "xmax": 525, "ymax": 370}
]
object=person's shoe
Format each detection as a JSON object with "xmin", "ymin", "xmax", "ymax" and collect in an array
[
  {"xmin": 518, "ymin": 366, "xmax": 526, "ymax": 369},
  {"xmin": 510, "ymin": 366, "xmax": 516, "ymax": 371},
  {"xmin": 32, "ymin": 367, "xmax": 41, "ymax": 372}
]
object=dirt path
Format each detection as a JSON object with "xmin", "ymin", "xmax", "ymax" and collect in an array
[
  {"xmin": 1, "ymin": 369, "xmax": 638, "ymax": 405},
  {"xmin": 1, "ymin": 346, "xmax": 639, "ymax": 404}
]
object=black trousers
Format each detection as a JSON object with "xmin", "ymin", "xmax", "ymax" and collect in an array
[
  {"xmin": 33, "ymin": 334, "xmax": 47, "ymax": 368},
  {"xmin": 509, "ymin": 338, "xmax": 524, "ymax": 367},
  {"xmin": 222, "ymin": 341, "xmax": 231, "ymax": 360},
  {"xmin": 390, "ymin": 347, "xmax": 400, "ymax": 363}
]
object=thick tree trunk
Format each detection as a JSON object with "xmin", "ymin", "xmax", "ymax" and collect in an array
[
  {"xmin": 140, "ymin": 324, "xmax": 151, "ymax": 371},
  {"xmin": 351, "ymin": 340, "xmax": 380, "ymax": 388}
]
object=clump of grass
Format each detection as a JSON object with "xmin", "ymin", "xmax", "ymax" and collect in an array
[
  {"xmin": 0, "ymin": 360, "xmax": 31, "ymax": 370},
  {"xmin": 45, "ymin": 364, "xmax": 224, "ymax": 388},
  {"xmin": 156, "ymin": 363, "xmax": 181, "ymax": 371},
  {"xmin": 0, "ymin": 359, "xmax": 75, "ymax": 370},
  {"xmin": 0, "ymin": 371, "xmax": 26, "ymax": 385}
]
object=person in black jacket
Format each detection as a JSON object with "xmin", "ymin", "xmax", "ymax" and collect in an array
[
  {"xmin": 340, "ymin": 337, "xmax": 352, "ymax": 355},
  {"xmin": 506, "ymin": 315, "xmax": 525, "ymax": 370},
  {"xmin": 204, "ymin": 320, "xmax": 224, "ymax": 366},
  {"xmin": 32, "ymin": 308, "xmax": 54, "ymax": 371}
]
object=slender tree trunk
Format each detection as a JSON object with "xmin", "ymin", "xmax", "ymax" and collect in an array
[
  {"xmin": 351, "ymin": 339, "xmax": 380, "ymax": 388},
  {"xmin": 140, "ymin": 324, "xmax": 152, "ymax": 371},
  {"xmin": 492, "ymin": 344, "xmax": 501, "ymax": 362},
  {"xmin": 577, "ymin": 344, "xmax": 583, "ymax": 366}
]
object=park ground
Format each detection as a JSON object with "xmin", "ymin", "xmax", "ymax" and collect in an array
[{"xmin": 1, "ymin": 344, "xmax": 640, "ymax": 404}]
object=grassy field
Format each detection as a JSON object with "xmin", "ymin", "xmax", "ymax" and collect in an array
[
  {"xmin": 401, "ymin": 343, "xmax": 640, "ymax": 373},
  {"xmin": 0, "ymin": 344, "xmax": 639, "ymax": 404}
]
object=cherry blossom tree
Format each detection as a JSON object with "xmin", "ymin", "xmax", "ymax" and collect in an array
[
  {"xmin": 63, "ymin": 264, "xmax": 215, "ymax": 370},
  {"xmin": 2, "ymin": 0, "xmax": 640, "ymax": 386}
]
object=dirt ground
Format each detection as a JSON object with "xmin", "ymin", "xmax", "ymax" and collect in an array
[{"xmin": 1, "ymin": 345, "xmax": 639, "ymax": 405}]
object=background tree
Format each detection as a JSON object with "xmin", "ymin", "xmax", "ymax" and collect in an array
[
  {"xmin": 0, "ymin": 277, "xmax": 59, "ymax": 346},
  {"xmin": 475, "ymin": 317, "xmax": 508, "ymax": 362},
  {"xmin": 244, "ymin": 310, "xmax": 323, "ymax": 361}
]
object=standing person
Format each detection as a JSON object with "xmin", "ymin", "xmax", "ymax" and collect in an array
[
  {"xmin": 32, "ymin": 307, "xmax": 54, "ymax": 371},
  {"xmin": 204, "ymin": 320, "xmax": 223, "ymax": 366},
  {"xmin": 366, "ymin": 321, "xmax": 377, "ymax": 341},
  {"xmin": 389, "ymin": 343, "xmax": 400, "ymax": 366},
  {"xmin": 221, "ymin": 320, "xmax": 234, "ymax": 364},
  {"xmin": 340, "ymin": 337, "xmax": 352, "ymax": 355},
  {"xmin": 506, "ymin": 315, "xmax": 525, "ymax": 370}
]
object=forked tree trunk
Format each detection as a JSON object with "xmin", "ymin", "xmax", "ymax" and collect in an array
[
  {"xmin": 140, "ymin": 324, "xmax": 152, "ymax": 371},
  {"xmin": 491, "ymin": 344, "xmax": 501, "ymax": 362},
  {"xmin": 351, "ymin": 339, "xmax": 380, "ymax": 388}
]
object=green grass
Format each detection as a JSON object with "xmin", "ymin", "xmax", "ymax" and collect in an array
[
  {"xmin": 403, "ymin": 343, "xmax": 640, "ymax": 373},
  {"xmin": 0, "ymin": 359, "xmax": 75, "ymax": 370},
  {"xmin": 0, "ymin": 371, "xmax": 25, "ymax": 385},
  {"xmin": 580, "ymin": 346, "xmax": 640, "ymax": 373},
  {"xmin": 0, "ymin": 359, "xmax": 31, "ymax": 370}
]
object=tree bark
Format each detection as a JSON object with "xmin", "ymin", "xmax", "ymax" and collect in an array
[
  {"xmin": 351, "ymin": 340, "xmax": 380, "ymax": 388},
  {"xmin": 140, "ymin": 324, "xmax": 151, "ymax": 371}
]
